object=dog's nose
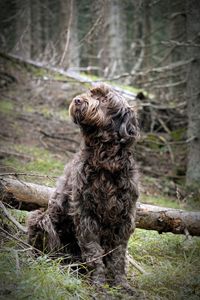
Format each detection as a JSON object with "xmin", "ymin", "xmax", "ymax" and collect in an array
[{"xmin": 74, "ymin": 98, "xmax": 82, "ymax": 105}]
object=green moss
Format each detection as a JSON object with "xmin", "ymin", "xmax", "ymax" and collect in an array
[
  {"xmin": 141, "ymin": 194, "xmax": 181, "ymax": 209},
  {"xmin": 53, "ymin": 74, "xmax": 69, "ymax": 81},
  {"xmin": 79, "ymin": 72, "xmax": 147, "ymax": 95},
  {"xmin": 31, "ymin": 67, "xmax": 49, "ymax": 77},
  {"xmin": 170, "ymin": 128, "xmax": 186, "ymax": 141},
  {"xmin": 22, "ymin": 104, "xmax": 69, "ymax": 121},
  {"xmin": 80, "ymin": 72, "xmax": 100, "ymax": 82},
  {"xmin": 23, "ymin": 105, "xmax": 35, "ymax": 113},
  {"xmin": 55, "ymin": 109, "xmax": 69, "ymax": 120},
  {"xmin": 0, "ymin": 100, "xmax": 14, "ymax": 114},
  {"xmin": 2, "ymin": 145, "xmax": 65, "ymax": 185},
  {"xmin": 115, "ymin": 83, "xmax": 146, "ymax": 95}
]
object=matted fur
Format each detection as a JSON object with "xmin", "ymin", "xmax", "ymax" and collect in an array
[{"xmin": 28, "ymin": 83, "xmax": 139, "ymax": 291}]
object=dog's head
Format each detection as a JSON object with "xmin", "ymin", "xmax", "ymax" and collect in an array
[{"xmin": 69, "ymin": 83, "xmax": 139, "ymax": 144}]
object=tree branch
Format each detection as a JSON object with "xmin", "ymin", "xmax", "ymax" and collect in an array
[
  {"xmin": 0, "ymin": 201, "xmax": 27, "ymax": 233},
  {"xmin": 1, "ymin": 177, "xmax": 200, "ymax": 236},
  {"xmin": 59, "ymin": 0, "xmax": 73, "ymax": 67}
]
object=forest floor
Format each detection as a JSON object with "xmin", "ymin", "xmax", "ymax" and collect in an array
[{"xmin": 0, "ymin": 56, "xmax": 200, "ymax": 300}]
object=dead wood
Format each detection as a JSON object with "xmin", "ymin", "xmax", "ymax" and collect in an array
[
  {"xmin": 136, "ymin": 203, "xmax": 200, "ymax": 236},
  {"xmin": 0, "ymin": 201, "xmax": 27, "ymax": 233},
  {"xmin": 1, "ymin": 177, "xmax": 200, "ymax": 236},
  {"xmin": 0, "ymin": 52, "xmax": 137, "ymax": 101}
]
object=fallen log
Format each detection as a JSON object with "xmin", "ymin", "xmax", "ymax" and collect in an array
[
  {"xmin": 1, "ymin": 177, "xmax": 200, "ymax": 236},
  {"xmin": 0, "ymin": 177, "xmax": 51, "ymax": 211},
  {"xmin": 136, "ymin": 203, "xmax": 200, "ymax": 236},
  {"xmin": 0, "ymin": 52, "xmax": 137, "ymax": 101}
]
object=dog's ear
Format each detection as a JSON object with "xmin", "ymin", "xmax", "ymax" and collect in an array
[
  {"xmin": 118, "ymin": 107, "xmax": 140, "ymax": 143},
  {"xmin": 90, "ymin": 83, "xmax": 110, "ymax": 98}
]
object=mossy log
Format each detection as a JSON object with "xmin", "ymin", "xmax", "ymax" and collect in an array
[{"xmin": 1, "ymin": 177, "xmax": 200, "ymax": 236}]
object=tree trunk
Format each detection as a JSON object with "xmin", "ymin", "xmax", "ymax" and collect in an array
[
  {"xmin": 169, "ymin": 0, "xmax": 186, "ymax": 98},
  {"xmin": 186, "ymin": 0, "xmax": 200, "ymax": 189},
  {"xmin": 1, "ymin": 177, "xmax": 200, "ymax": 236},
  {"xmin": 143, "ymin": 0, "xmax": 151, "ymax": 70},
  {"xmin": 58, "ymin": 0, "xmax": 80, "ymax": 69},
  {"xmin": 31, "ymin": 0, "xmax": 43, "ymax": 60},
  {"xmin": 12, "ymin": 0, "xmax": 31, "ymax": 59},
  {"xmin": 100, "ymin": 0, "xmax": 126, "ymax": 78}
]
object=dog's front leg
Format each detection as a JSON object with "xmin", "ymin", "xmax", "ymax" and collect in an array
[
  {"xmin": 105, "ymin": 239, "xmax": 135, "ymax": 294},
  {"xmin": 74, "ymin": 216, "xmax": 106, "ymax": 285}
]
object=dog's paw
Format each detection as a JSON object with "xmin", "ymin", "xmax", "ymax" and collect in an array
[{"xmin": 112, "ymin": 276, "xmax": 137, "ymax": 296}]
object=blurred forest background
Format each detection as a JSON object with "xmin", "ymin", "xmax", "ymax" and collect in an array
[
  {"xmin": 0, "ymin": 1, "xmax": 200, "ymax": 299},
  {"xmin": 0, "ymin": 0, "xmax": 200, "ymax": 193}
]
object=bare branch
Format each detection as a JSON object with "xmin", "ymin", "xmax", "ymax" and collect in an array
[
  {"xmin": 127, "ymin": 254, "xmax": 147, "ymax": 274},
  {"xmin": 59, "ymin": 0, "xmax": 74, "ymax": 67},
  {"xmin": 161, "ymin": 40, "xmax": 200, "ymax": 48},
  {"xmin": 0, "ymin": 201, "xmax": 27, "ymax": 233}
]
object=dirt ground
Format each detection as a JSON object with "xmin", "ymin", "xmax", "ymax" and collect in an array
[{"xmin": 0, "ymin": 58, "xmax": 85, "ymax": 164}]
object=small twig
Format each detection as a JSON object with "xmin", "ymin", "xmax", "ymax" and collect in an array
[
  {"xmin": 39, "ymin": 134, "xmax": 50, "ymax": 150},
  {"xmin": 127, "ymin": 254, "xmax": 147, "ymax": 274},
  {"xmin": 152, "ymin": 79, "xmax": 186, "ymax": 89},
  {"xmin": 39, "ymin": 129, "xmax": 79, "ymax": 144},
  {"xmin": 161, "ymin": 39, "xmax": 200, "ymax": 48},
  {"xmin": 79, "ymin": 13, "xmax": 103, "ymax": 46},
  {"xmin": 108, "ymin": 59, "xmax": 193, "ymax": 81},
  {"xmin": 0, "ymin": 172, "xmax": 57, "ymax": 179},
  {"xmin": 0, "ymin": 150, "xmax": 32, "ymax": 160},
  {"xmin": 157, "ymin": 117, "xmax": 171, "ymax": 134},
  {"xmin": 0, "ymin": 247, "xmax": 33, "ymax": 253},
  {"xmin": 184, "ymin": 228, "xmax": 192, "ymax": 241},
  {"xmin": 0, "ymin": 201, "xmax": 27, "ymax": 233},
  {"xmin": 65, "ymin": 247, "xmax": 119, "ymax": 269},
  {"xmin": 0, "ymin": 226, "xmax": 43, "ymax": 254},
  {"xmin": 157, "ymin": 135, "xmax": 175, "ymax": 164},
  {"xmin": 14, "ymin": 249, "xmax": 20, "ymax": 274}
]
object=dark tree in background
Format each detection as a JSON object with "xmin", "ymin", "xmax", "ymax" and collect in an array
[
  {"xmin": 186, "ymin": 0, "xmax": 200, "ymax": 189},
  {"xmin": 0, "ymin": 0, "xmax": 200, "ymax": 192}
]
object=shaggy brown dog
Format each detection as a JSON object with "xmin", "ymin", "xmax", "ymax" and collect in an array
[{"xmin": 28, "ymin": 83, "xmax": 139, "ymax": 292}]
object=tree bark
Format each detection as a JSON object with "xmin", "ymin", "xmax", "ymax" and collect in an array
[
  {"xmin": 1, "ymin": 177, "xmax": 200, "ymax": 236},
  {"xmin": 59, "ymin": 0, "xmax": 80, "ymax": 69},
  {"xmin": 100, "ymin": 0, "xmax": 126, "ymax": 78},
  {"xmin": 186, "ymin": 0, "xmax": 200, "ymax": 188},
  {"xmin": 168, "ymin": 0, "xmax": 186, "ymax": 98},
  {"xmin": 136, "ymin": 203, "xmax": 200, "ymax": 236},
  {"xmin": 143, "ymin": 0, "xmax": 151, "ymax": 70},
  {"xmin": 31, "ymin": 0, "xmax": 43, "ymax": 60}
]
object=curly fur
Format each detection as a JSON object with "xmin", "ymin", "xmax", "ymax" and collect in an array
[{"xmin": 28, "ymin": 83, "xmax": 139, "ymax": 291}]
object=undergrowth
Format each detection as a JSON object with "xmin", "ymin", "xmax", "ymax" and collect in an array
[
  {"xmin": 1, "ymin": 140, "xmax": 200, "ymax": 299},
  {"xmin": 1, "ymin": 68, "xmax": 200, "ymax": 299},
  {"xmin": 129, "ymin": 230, "xmax": 200, "ymax": 299},
  {"xmin": 0, "ymin": 212, "xmax": 200, "ymax": 300},
  {"xmin": 0, "ymin": 249, "xmax": 90, "ymax": 300}
]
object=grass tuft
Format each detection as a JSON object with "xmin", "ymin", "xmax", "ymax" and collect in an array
[
  {"xmin": 129, "ymin": 229, "xmax": 200, "ymax": 299},
  {"xmin": 0, "ymin": 250, "xmax": 89, "ymax": 300}
]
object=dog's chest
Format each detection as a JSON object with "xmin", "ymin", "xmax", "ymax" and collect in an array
[{"xmin": 82, "ymin": 169, "xmax": 132, "ymax": 223}]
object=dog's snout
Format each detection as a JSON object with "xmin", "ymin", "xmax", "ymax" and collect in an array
[{"xmin": 74, "ymin": 98, "xmax": 82, "ymax": 105}]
